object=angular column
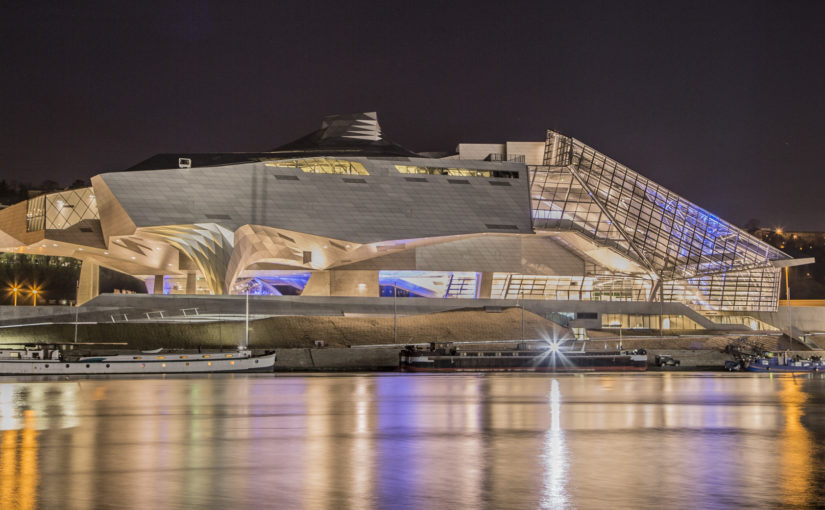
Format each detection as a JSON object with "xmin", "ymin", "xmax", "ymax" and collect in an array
[
  {"xmin": 302, "ymin": 270, "xmax": 378, "ymax": 297},
  {"xmin": 302, "ymin": 270, "xmax": 331, "ymax": 296},
  {"xmin": 153, "ymin": 275, "xmax": 164, "ymax": 295},
  {"xmin": 77, "ymin": 260, "xmax": 100, "ymax": 305},
  {"xmin": 185, "ymin": 272, "xmax": 197, "ymax": 294},
  {"xmin": 477, "ymin": 272, "xmax": 494, "ymax": 299}
]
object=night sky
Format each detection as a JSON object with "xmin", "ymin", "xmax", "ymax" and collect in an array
[{"xmin": 2, "ymin": 0, "xmax": 824, "ymax": 230}]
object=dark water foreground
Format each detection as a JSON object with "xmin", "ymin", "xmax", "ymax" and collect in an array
[{"xmin": 1, "ymin": 373, "xmax": 825, "ymax": 510}]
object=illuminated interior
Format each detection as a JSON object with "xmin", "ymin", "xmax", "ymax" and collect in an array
[{"xmin": 265, "ymin": 158, "xmax": 368, "ymax": 175}]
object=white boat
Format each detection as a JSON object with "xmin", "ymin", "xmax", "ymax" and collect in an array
[
  {"xmin": 0, "ymin": 346, "xmax": 276, "ymax": 375},
  {"xmin": 0, "ymin": 293, "xmax": 277, "ymax": 375}
]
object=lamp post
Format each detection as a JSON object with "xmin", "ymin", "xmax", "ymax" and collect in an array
[
  {"xmin": 30, "ymin": 288, "xmax": 38, "ymax": 307},
  {"xmin": 786, "ymin": 266, "xmax": 793, "ymax": 346},
  {"xmin": 11, "ymin": 286, "xmax": 19, "ymax": 306},
  {"xmin": 393, "ymin": 283, "xmax": 397, "ymax": 344}
]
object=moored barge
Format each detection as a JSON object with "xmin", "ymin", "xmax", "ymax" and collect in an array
[{"xmin": 400, "ymin": 342, "xmax": 648, "ymax": 372}]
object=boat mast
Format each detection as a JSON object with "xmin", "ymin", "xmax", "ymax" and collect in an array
[
  {"xmin": 244, "ymin": 288, "xmax": 250, "ymax": 350},
  {"xmin": 74, "ymin": 280, "xmax": 79, "ymax": 343}
]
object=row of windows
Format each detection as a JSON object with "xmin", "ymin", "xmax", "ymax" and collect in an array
[
  {"xmin": 396, "ymin": 165, "xmax": 519, "ymax": 179},
  {"xmin": 264, "ymin": 159, "xmax": 520, "ymax": 179}
]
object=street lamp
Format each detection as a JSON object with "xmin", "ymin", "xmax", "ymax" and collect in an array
[
  {"xmin": 30, "ymin": 287, "xmax": 39, "ymax": 307},
  {"xmin": 10, "ymin": 285, "xmax": 20, "ymax": 306}
]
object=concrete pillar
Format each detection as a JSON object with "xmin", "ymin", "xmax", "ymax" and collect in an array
[
  {"xmin": 302, "ymin": 270, "xmax": 378, "ymax": 297},
  {"xmin": 477, "ymin": 272, "xmax": 494, "ymax": 299},
  {"xmin": 302, "ymin": 270, "xmax": 331, "ymax": 296},
  {"xmin": 185, "ymin": 272, "xmax": 197, "ymax": 294},
  {"xmin": 77, "ymin": 260, "xmax": 100, "ymax": 305},
  {"xmin": 153, "ymin": 275, "xmax": 164, "ymax": 295}
]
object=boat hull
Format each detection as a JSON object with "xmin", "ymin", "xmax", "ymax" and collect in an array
[
  {"xmin": 400, "ymin": 351, "xmax": 648, "ymax": 372},
  {"xmin": 0, "ymin": 353, "xmax": 276, "ymax": 376},
  {"xmin": 746, "ymin": 363, "xmax": 824, "ymax": 373}
]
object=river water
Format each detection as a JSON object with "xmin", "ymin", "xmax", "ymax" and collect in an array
[{"xmin": 1, "ymin": 372, "xmax": 824, "ymax": 509}]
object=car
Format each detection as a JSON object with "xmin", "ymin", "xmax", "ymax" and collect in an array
[{"xmin": 655, "ymin": 354, "xmax": 680, "ymax": 367}]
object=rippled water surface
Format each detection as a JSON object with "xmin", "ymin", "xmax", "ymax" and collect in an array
[{"xmin": 2, "ymin": 372, "xmax": 825, "ymax": 509}]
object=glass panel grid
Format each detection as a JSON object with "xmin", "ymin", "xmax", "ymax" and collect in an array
[
  {"xmin": 530, "ymin": 131, "xmax": 790, "ymax": 312},
  {"xmin": 45, "ymin": 188, "xmax": 99, "ymax": 230}
]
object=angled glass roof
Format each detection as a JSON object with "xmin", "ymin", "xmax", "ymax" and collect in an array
[{"xmin": 531, "ymin": 131, "xmax": 790, "ymax": 311}]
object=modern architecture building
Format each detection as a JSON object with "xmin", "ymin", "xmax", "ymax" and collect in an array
[{"xmin": 0, "ymin": 113, "xmax": 813, "ymax": 333}]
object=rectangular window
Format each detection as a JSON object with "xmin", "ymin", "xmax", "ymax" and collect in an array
[{"xmin": 26, "ymin": 195, "xmax": 45, "ymax": 232}]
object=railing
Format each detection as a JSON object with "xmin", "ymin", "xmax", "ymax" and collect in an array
[{"xmin": 486, "ymin": 153, "xmax": 526, "ymax": 163}]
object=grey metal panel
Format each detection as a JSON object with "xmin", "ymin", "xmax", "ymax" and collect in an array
[{"xmin": 99, "ymin": 157, "xmax": 533, "ymax": 244}]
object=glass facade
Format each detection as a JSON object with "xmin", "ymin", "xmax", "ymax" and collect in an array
[
  {"xmin": 601, "ymin": 313, "xmax": 703, "ymax": 330},
  {"xmin": 529, "ymin": 131, "xmax": 790, "ymax": 312},
  {"xmin": 491, "ymin": 273, "xmax": 651, "ymax": 301},
  {"xmin": 26, "ymin": 188, "xmax": 98, "ymax": 232}
]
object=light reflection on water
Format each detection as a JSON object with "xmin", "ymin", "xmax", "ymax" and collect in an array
[{"xmin": 0, "ymin": 373, "xmax": 824, "ymax": 509}]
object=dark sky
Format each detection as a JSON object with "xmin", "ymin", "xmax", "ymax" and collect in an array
[{"xmin": 1, "ymin": 0, "xmax": 824, "ymax": 230}]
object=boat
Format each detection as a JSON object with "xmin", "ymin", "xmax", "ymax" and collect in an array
[
  {"xmin": 0, "ymin": 346, "xmax": 277, "ymax": 375},
  {"xmin": 399, "ymin": 342, "xmax": 648, "ymax": 372},
  {"xmin": 0, "ymin": 292, "xmax": 276, "ymax": 375},
  {"xmin": 745, "ymin": 353, "xmax": 825, "ymax": 373}
]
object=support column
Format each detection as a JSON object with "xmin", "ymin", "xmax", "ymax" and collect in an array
[
  {"xmin": 477, "ymin": 272, "xmax": 494, "ymax": 299},
  {"xmin": 153, "ymin": 275, "xmax": 165, "ymax": 295},
  {"xmin": 77, "ymin": 260, "xmax": 100, "ymax": 305},
  {"xmin": 302, "ymin": 271, "xmax": 331, "ymax": 296},
  {"xmin": 302, "ymin": 270, "xmax": 378, "ymax": 297},
  {"xmin": 185, "ymin": 272, "xmax": 197, "ymax": 294}
]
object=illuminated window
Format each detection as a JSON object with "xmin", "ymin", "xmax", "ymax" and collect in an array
[
  {"xmin": 395, "ymin": 165, "xmax": 519, "ymax": 179},
  {"xmin": 26, "ymin": 195, "xmax": 45, "ymax": 231},
  {"xmin": 265, "ymin": 158, "xmax": 368, "ymax": 175},
  {"xmin": 27, "ymin": 188, "xmax": 99, "ymax": 232}
]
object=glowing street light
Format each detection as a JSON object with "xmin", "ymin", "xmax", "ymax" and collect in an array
[
  {"xmin": 8, "ymin": 284, "xmax": 20, "ymax": 306},
  {"xmin": 29, "ymin": 287, "xmax": 40, "ymax": 307}
]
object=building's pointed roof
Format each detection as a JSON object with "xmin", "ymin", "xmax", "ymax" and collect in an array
[
  {"xmin": 271, "ymin": 112, "xmax": 419, "ymax": 158},
  {"xmin": 125, "ymin": 112, "xmax": 419, "ymax": 171}
]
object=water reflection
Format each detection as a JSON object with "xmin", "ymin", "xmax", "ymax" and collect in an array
[
  {"xmin": 0, "ymin": 373, "xmax": 821, "ymax": 509},
  {"xmin": 541, "ymin": 379, "xmax": 568, "ymax": 509}
]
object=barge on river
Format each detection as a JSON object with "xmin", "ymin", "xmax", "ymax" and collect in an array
[{"xmin": 400, "ymin": 342, "xmax": 648, "ymax": 372}]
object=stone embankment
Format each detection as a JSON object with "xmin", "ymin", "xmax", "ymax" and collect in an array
[{"xmin": 0, "ymin": 306, "xmax": 805, "ymax": 371}]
